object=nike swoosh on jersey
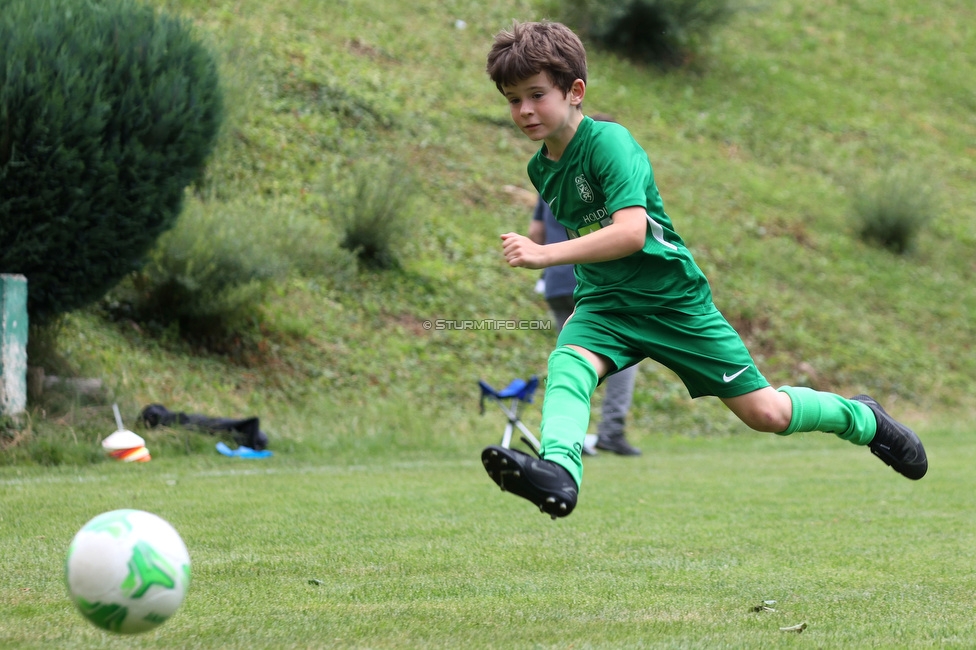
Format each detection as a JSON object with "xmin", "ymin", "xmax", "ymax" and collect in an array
[{"xmin": 723, "ymin": 366, "xmax": 750, "ymax": 382}]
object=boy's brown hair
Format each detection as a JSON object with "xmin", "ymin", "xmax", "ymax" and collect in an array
[{"xmin": 486, "ymin": 21, "xmax": 587, "ymax": 96}]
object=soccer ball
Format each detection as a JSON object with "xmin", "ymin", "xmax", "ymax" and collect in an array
[{"xmin": 65, "ymin": 509, "xmax": 191, "ymax": 634}]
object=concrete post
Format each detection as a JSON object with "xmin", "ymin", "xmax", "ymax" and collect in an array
[{"xmin": 0, "ymin": 274, "xmax": 28, "ymax": 416}]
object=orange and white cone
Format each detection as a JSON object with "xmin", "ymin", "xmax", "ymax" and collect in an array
[{"xmin": 102, "ymin": 428, "xmax": 151, "ymax": 462}]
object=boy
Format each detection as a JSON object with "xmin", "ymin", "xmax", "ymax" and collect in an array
[{"xmin": 481, "ymin": 21, "xmax": 927, "ymax": 519}]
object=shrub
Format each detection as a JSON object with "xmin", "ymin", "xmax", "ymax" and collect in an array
[
  {"xmin": 332, "ymin": 159, "xmax": 417, "ymax": 270},
  {"xmin": 853, "ymin": 169, "xmax": 935, "ymax": 255},
  {"xmin": 0, "ymin": 0, "xmax": 223, "ymax": 323},
  {"xmin": 547, "ymin": 0, "xmax": 735, "ymax": 68},
  {"xmin": 118, "ymin": 198, "xmax": 288, "ymax": 339},
  {"xmin": 109, "ymin": 195, "xmax": 356, "ymax": 342}
]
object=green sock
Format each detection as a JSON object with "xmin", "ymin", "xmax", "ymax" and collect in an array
[
  {"xmin": 539, "ymin": 346, "xmax": 598, "ymax": 488},
  {"xmin": 777, "ymin": 386, "xmax": 877, "ymax": 445}
]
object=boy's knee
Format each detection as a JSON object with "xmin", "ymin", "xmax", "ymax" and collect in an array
[
  {"xmin": 725, "ymin": 389, "xmax": 793, "ymax": 433},
  {"xmin": 744, "ymin": 406, "xmax": 792, "ymax": 433},
  {"xmin": 547, "ymin": 346, "xmax": 599, "ymax": 394},
  {"xmin": 552, "ymin": 344, "xmax": 613, "ymax": 379}
]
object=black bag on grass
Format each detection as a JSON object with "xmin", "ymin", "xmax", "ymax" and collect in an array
[{"xmin": 139, "ymin": 404, "xmax": 268, "ymax": 451}]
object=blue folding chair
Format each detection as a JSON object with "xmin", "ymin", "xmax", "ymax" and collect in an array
[{"xmin": 478, "ymin": 376, "xmax": 542, "ymax": 456}]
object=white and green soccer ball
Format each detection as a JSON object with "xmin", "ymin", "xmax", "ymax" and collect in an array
[{"xmin": 65, "ymin": 509, "xmax": 191, "ymax": 634}]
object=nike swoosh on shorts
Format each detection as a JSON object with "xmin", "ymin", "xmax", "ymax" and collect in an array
[{"xmin": 723, "ymin": 366, "xmax": 749, "ymax": 382}]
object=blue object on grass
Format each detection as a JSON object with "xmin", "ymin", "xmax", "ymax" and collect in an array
[{"xmin": 216, "ymin": 441, "xmax": 273, "ymax": 459}]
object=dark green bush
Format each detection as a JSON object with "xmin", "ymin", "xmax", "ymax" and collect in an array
[
  {"xmin": 854, "ymin": 169, "xmax": 935, "ymax": 255},
  {"xmin": 0, "ymin": 0, "xmax": 223, "ymax": 323},
  {"xmin": 548, "ymin": 0, "xmax": 734, "ymax": 68}
]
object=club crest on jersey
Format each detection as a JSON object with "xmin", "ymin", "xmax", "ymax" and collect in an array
[{"xmin": 575, "ymin": 174, "xmax": 594, "ymax": 203}]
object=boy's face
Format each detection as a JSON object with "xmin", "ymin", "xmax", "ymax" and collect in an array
[{"xmin": 501, "ymin": 72, "xmax": 584, "ymax": 147}]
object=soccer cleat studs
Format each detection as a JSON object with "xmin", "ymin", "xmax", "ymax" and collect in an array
[{"xmin": 481, "ymin": 445, "xmax": 579, "ymax": 518}]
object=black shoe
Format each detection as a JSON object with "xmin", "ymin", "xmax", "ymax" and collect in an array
[
  {"xmin": 851, "ymin": 395, "xmax": 927, "ymax": 480},
  {"xmin": 481, "ymin": 445, "xmax": 578, "ymax": 518},
  {"xmin": 595, "ymin": 435, "xmax": 642, "ymax": 456}
]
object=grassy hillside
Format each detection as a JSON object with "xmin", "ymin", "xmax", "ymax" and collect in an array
[{"xmin": 11, "ymin": 0, "xmax": 975, "ymax": 460}]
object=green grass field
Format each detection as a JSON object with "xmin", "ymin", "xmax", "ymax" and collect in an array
[
  {"xmin": 2, "ymin": 425, "xmax": 974, "ymax": 648},
  {"xmin": 3, "ymin": 0, "xmax": 975, "ymax": 646}
]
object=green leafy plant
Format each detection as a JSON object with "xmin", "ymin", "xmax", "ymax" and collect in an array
[
  {"xmin": 109, "ymin": 194, "xmax": 356, "ymax": 345},
  {"xmin": 119, "ymin": 198, "xmax": 287, "ymax": 340},
  {"xmin": 0, "ymin": 0, "xmax": 223, "ymax": 323},
  {"xmin": 332, "ymin": 159, "xmax": 418, "ymax": 270},
  {"xmin": 853, "ymin": 168, "xmax": 935, "ymax": 255}
]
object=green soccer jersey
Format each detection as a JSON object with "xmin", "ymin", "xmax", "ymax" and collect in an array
[{"xmin": 527, "ymin": 116, "xmax": 713, "ymax": 314}]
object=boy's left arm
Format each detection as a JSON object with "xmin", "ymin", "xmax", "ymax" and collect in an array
[{"xmin": 501, "ymin": 206, "xmax": 645, "ymax": 269}]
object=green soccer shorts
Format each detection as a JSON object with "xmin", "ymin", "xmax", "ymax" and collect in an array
[{"xmin": 557, "ymin": 305, "xmax": 770, "ymax": 399}]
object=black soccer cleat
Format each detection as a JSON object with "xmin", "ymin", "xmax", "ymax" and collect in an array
[
  {"xmin": 851, "ymin": 395, "xmax": 928, "ymax": 480},
  {"xmin": 481, "ymin": 445, "xmax": 578, "ymax": 519}
]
